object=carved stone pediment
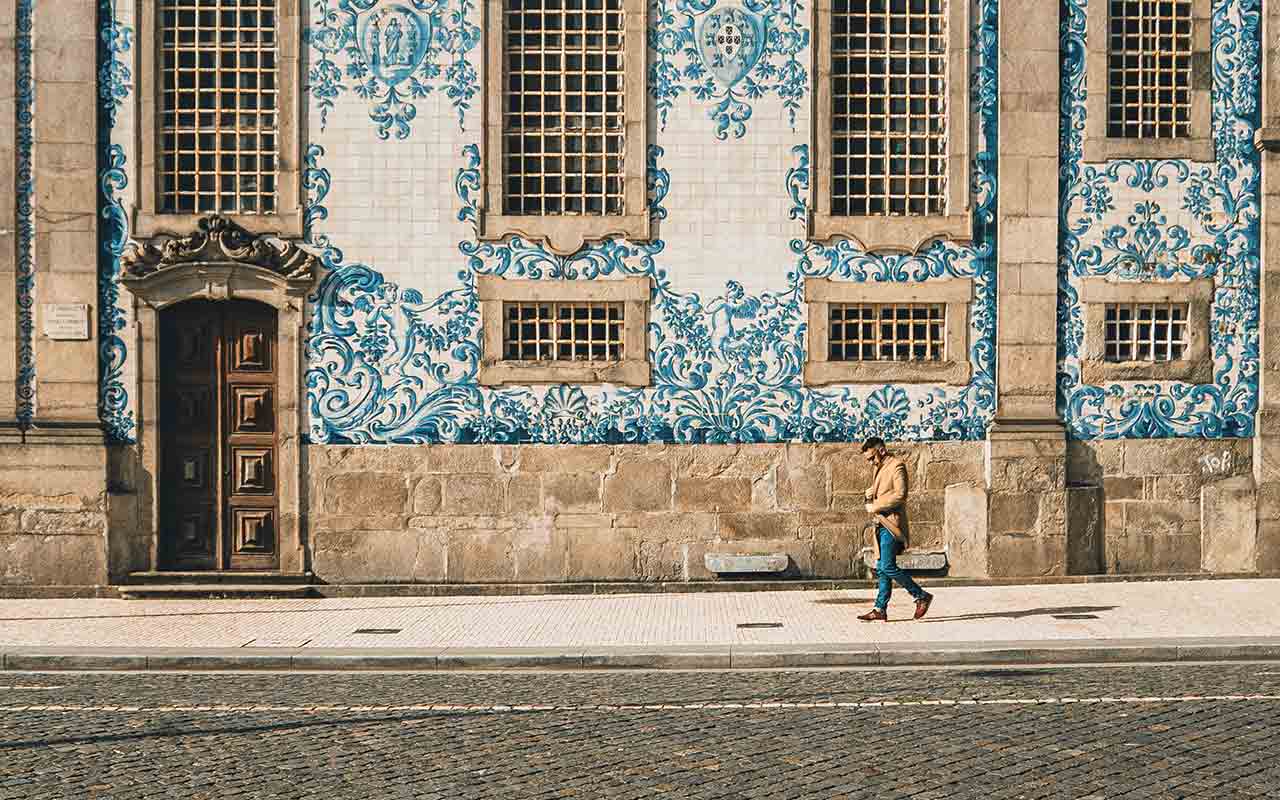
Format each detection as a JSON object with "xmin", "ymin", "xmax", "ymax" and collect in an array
[
  {"xmin": 123, "ymin": 214, "xmax": 317, "ymax": 285},
  {"xmin": 121, "ymin": 215, "xmax": 318, "ymax": 310}
]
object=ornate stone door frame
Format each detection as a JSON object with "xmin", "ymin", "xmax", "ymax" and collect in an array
[{"xmin": 121, "ymin": 216, "xmax": 316, "ymax": 574}]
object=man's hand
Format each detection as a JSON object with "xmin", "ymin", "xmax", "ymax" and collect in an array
[{"xmin": 864, "ymin": 487, "xmax": 874, "ymax": 500}]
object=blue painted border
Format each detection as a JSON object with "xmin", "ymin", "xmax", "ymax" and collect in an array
[
  {"xmin": 97, "ymin": 0, "xmax": 135, "ymax": 443},
  {"xmin": 15, "ymin": 0, "xmax": 35, "ymax": 427}
]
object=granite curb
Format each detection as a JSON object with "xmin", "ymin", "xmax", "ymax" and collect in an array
[{"xmin": 4, "ymin": 637, "xmax": 1280, "ymax": 672}]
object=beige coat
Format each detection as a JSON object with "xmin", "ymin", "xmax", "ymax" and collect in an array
[{"xmin": 864, "ymin": 455, "xmax": 910, "ymax": 544}]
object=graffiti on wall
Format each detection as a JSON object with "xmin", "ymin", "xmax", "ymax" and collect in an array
[{"xmin": 1057, "ymin": 0, "xmax": 1261, "ymax": 438}]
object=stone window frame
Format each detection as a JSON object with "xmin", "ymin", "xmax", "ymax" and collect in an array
[
  {"xmin": 803, "ymin": 276, "xmax": 974, "ymax": 385},
  {"xmin": 809, "ymin": 0, "xmax": 973, "ymax": 251},
  {"xmin": 1082, "ymin": 0, "xmax": 1213, "ymax": 163},
  {"xmin": 1078, "ymin": 276, "xmax": 1214, "ymax": 383},
  {"xmin": 134, "ymin": 0, "xmax": 304, "ymax": 238},
  {"xmin": 477, "ymin": 275, "xmax": 651, "ymax": 386},
  {"xmin": 478, "ymin": 0, "xmax": 650, "ymax": 256}
]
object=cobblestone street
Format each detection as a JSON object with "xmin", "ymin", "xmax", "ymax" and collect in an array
[{"xmin": 3, "ymin": 663, "xmax": 1279, "ymax": 799}]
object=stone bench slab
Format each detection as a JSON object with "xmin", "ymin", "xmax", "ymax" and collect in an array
[
  {"xmin": 704, "ymin": 553, "xmax": 789, "ymax": 573},
  {"xmin": 859, "ymin": 547, "xmax": 948, "ymax": 572}
]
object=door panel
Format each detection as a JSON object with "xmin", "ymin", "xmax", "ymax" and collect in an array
[
  {"xmin": 230, "ymin": 447, "xmax": 273, "ymax": 494},
  {"xmin": 160, "ymin": 304, "xmax": 221, "ymax": 570},
  {"xmin": 229, "ymin": 386, "xmax": 274, "ymax": 433},
  {"xmin": 160, "ymin": 300, "xmax": 279, "ymax": 571},
  {"xmin": 222, "ymin": 305, "xmax": 279, "ymax": 570}
]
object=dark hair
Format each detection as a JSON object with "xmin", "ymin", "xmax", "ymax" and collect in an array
[{"xmin": 861, "ymin": 436, "xmax": 885, "ymax": 452}]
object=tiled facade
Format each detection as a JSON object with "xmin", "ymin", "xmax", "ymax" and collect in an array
[{"xmin": 1, "ymin": 0, "xmax": 1278, "ymax": 589}]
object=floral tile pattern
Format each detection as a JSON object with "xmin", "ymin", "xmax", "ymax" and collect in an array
[
  {"xmin": 1057, "ymin": 0, "xmax": 1261, "ymax": 438},
  {"xmin": 300, "ymin": 0, "xmax": 999, "ymax": 444},
  {"xmin": 86, "ymin": 0, "xmax": 1262, "ymax": 445},
  {"xmin": 307, "ymin": 0, "xmax": 481, "ymax": 137},
  {"xmin": 649, "ymin": 0, "xmax": 809, "ymax": 139}
]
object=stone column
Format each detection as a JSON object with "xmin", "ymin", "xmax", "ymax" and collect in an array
[
  {"xmin": 1254, "ymin": 0, "xmax": 1280, "ymax": 572},
  {"xmin": 0, "ymin": 0, "xmax": 108, "ymax": 587},
  {"xmin": 30, "ymin": 0, "xmax": 101, "ymax": 430},
  {"xmin": 987, "ymin": 0, "xmax": 1068, "ymax": 576}
]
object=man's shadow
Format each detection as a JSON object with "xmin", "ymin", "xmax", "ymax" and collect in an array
[
  {"xmin": 810, "ymin": 599, "xmax": 1118, "ymax": 623},
  {"xmin": 913, "ymin": 605, "xmax": 1118, "ymax": 623}
]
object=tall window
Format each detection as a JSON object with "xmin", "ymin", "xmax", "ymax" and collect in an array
[
  {"xmin": 811, "ymin": 0, "xmax": 970, "ymax": 248},
  {"xmin": 480, "ymin": 0, "xmax": 649, "ymax": 255},
  {"xmin": 158, "ymin": 0, "xmax": 279, "ymax": 215},
  {"xmin": 1106, "ymin": 0, "xmax": 1193, "ymax": 140},
  {"xmin": 1082, "ymin": 0, "xmax": 1210, "ymax": 162},
  {"xmin": 831, "ymin": 0, "xmax": 947, "ymax": 217},
  {"xmin": 503, "ymin": 0, "xmax": 626, "ymax": 216}
]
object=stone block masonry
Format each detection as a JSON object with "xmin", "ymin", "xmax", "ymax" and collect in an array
[
  {"xmin": 1067, "ymin": 439, "xmax": 1260, "ymax": 575},
  {"xmin": 0, "ymin": 442, "xmax": 108, "ymax": 585},
  {"xmin": 305, "ymin": 442, "xmax": 987, "ymax": 584}
]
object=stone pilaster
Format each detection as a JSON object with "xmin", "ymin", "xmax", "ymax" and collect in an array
[
  {"xmin": 0, "ymin": 0, "xmax": 108, "ymax": 588},
  {"xmin": 1254, "ymin": 0, "xmax": 1280, "ymax": 572},
  {"xmin": 29, "ymin": 0, "xmax": 100, "ymax": 426},
  {"xmin": 987, "ymin": 0, "xmax": 1068, "ymax": 574}
]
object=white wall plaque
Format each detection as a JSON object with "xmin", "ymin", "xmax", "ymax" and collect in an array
[{"xmin": 42, "ymin": 304, "xmax": 91, "ymax": 340}]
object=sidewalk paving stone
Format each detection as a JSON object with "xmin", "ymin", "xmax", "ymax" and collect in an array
[{"xmin": 1, "ymin": 579, "xmax": 1278, "ymax": 670}]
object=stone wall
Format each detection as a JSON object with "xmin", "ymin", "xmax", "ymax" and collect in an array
[
  {"xmin": 305, "ymin": 442, "xmax": 986, "ymax": 584},
  {"xmin": 1067, "ymin": 439, "xmax": 1258, "ymax": 575},
  {"xmin": 0, "ymin": 442, "xmax": 108, "ymax": 585}
]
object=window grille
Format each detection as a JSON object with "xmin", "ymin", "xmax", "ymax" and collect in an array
[
  {"xmin": 158, "ymin": 0, "xmax": 279, "ymax": 215},
  {"xmin": 504, "ymin": 301, "xmax": 625, "ymax": 361},
  {"xmin": 1107, "ymin": 0, "xmax": 1193, "ymax": 139},
  {"xmin": 1104, "ymin": 302, "xmax": 1188, "ymax": 361},
  {"xmin": 503, "ymin": 0, "xmax": 626, "ymax": 217},
  {"xmin": 828, "ymin": 303, "xmax": 946, "ymax": 361},
  {"xmin": 830, "ymin": 0, "xmax": 947, "ymax": 217}
]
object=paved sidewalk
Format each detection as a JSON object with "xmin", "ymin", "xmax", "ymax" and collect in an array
[{"xmin": 2, "ymin": 579, "xmax": 1279, "ymax": 670}]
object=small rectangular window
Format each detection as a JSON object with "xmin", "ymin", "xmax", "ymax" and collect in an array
[
  {"xmin": 502, "ymin": 0, "xmax": 626, "ymax": 218},
  {"xmin": 1103, "ymin": 302, "xmax": 1188, "ymax": 362},
  {"xmin": 830, "ymin": 0, "xmax": 947, "ymax": 217},
  {"xmin": 158, "ymin": 0, "xmax": 280, "ymax": 216},
  {"xmin": 503, "ymin": 301, "xmax": 625, "ymax": 362},
  {"xmin": 828, "ymin": 303, "xmax": 946, "ymax": 362},
  {"xmin": 1106, "ymin": 0, "xmax": 1193, "ymax": 139}
]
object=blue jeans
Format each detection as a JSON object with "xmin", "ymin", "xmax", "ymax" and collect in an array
[{"xmin": 874, "ymin": 526, "xmax": 927, "ymax": 611}]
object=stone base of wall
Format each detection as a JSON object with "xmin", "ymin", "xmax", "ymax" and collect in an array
[
  {"xmin": 0, "ymin": 435, "xmax": 109, "ymax": 586},
  {"xmin": 1067, "ymin": 438, "xmax": 1259, "ymax": 575},
  {"xmin": 9, "ymin": 436, "xmax": 1268, "ymax": 587},
  {"xmin": 305, "ymin": 443, "xmax": 986, "ymax": 584}
]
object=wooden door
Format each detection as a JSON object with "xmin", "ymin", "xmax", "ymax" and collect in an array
[{"xmin": 160, "ymin": 300, "xmax": 280, "ymax": 571}]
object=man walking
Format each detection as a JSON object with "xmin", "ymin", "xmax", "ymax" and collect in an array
[{"xmin": 857, "ymin": 437, "xmax": 933, "ymax": 622}]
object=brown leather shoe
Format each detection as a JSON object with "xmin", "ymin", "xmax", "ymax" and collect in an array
[
  {"xmin": 914, "ymin": 593, "xmax": 934, "ymax": 620},
  {"xmin": 858, "ymin": 608, "xmax": 888, "ymax": 622}
]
